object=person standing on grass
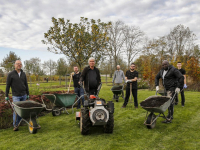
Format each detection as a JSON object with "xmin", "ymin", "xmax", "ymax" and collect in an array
[
  {"xmin": 155, "ymin": 60, "xmax": 184, "ymax": 123},
  {"xmin": 175, "ymin": 62, "xmax": 187, "ymax": 106},
  {"xmin": 122, "ymin": 63, "xmax": 138, "ymax": 109},
  {"xmin": 5, "ymin": 60, "xmax": 29, "ymax": 131},
  {"xmin": 112, "ymin": 65, "xmax": 125, "ymax": 100},
  {"xmin": 72, "ymin": 66, "xmax": 85, "ymax": 109},
  {"xmin": 79, "ymin": 57, "xmax": 101, "ymax": 96}
]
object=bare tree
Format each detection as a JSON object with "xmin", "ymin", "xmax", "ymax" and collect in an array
[
  {"xmin": 167, "ymin": 24, "xmax": 196, "ymax": 60},
  {"xmin": 43, "ymin": 59, "xmax": 57, "ymax": 80},
  {"xmin": 107, "ymin": 20, "xmax": 126, "ymax": 73},
  {"xmin": 123, "ymin": 25, "xmax": 144, "ymax": 67}
]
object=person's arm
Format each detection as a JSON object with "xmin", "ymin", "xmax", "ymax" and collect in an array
[
  {"xmin": 5, "ymin": 73, "xmax": 12, "ymax": 97},
  {"xmin": 112, "ymin": 71, "xmax": 116, "ymax": 83},
  {"xmin": 122, "ymin": 71, "xmax": 126, "ymax": 82},
  {"xmin": 25, "ymin": 74, "xmax": 29, "ymax": 96},
  {"xmin": 174, "ymin": 69, "xmax": 184, "ymax": 88},
  {"xmin": 183, "ymin": 75, "xmax": 186, "ymax": 84},
  {"xmin": 131, "ymin": 71, "xmax": 138, "ymax": 82},
  {"xmin": 79, "ymin": 67, "xmax": 87, "ymax": 83}
]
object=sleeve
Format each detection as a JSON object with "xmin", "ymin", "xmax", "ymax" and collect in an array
[
  {"xmin": 122, "ymin": 71, "xmax": 126, "ymax": 81},
  {"xmin": 182, "ymin": 69, "xmax": 186, "ymax": 75},
  {"xmin": 135, "ymin": 71, "xmax": 138, "ymax": 78},
  {"xmin": 155, "ymin": 71, "xmax": 161, "ymax": 86},
  {"xmin": 98, "ymin": 69, "xmax": 101, "ymax": 83},
  {"xmin": 79, "ymin": 68, "xmax": 86, "ymax": 82},
  {"xmin": 25, "ymin": 74, "xmax": 29, "ymax": 95},
  {"xmin": 112, "ymin": 71, "xmax": 116, "ymax": 82},
  {"xmin": 5, "ymin": 73, "xmax": 12, "ymax": 97},
  {"xmin": 125, "ymin": 71, "xmax": 128, "ymax": 77},
  {"xmin": 174, "ymin": 69, "xmax": 184, "ymax": 88}
]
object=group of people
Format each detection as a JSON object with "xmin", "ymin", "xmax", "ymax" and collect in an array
[{"xmin": 5, "ymin": 58, "xmax": 187, "ymax": 131}]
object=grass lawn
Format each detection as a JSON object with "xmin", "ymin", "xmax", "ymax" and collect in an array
[{"xmin": 0, "ymin": 85, "xmax": 200, "ymax": 150}]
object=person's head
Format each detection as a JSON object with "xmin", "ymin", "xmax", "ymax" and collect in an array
[
  {"xmin": 88, "ymin": 57, "xmax": 95, "ymax": 68},
  {"xmin": 162, "ymin": 60, "xmax": 169, "ymax": 71},
  {"xmin": 130, "ymin": 63, "xmax": 136, "ymax": 71},
  {"xmin": 14, "ymin": 60, "xmax": 22, "ymax": 71},
  {"xmin": 177, "ymin": 62, "xmax": 182, "ymax": 69},
  {"xmin": 73, "ymin": 66, "xmax": 79, "ymax": 72},
  {"xmin": 117, "ymin": 65, "xmax": 120, "ymax": 70}
]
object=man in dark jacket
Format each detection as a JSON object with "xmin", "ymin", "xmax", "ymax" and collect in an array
[
  {"xmin": 5, "ymin": 60, "xmax": 29, "ymax": 131},
  {"xmin": 79, "ymin": 57, "xmax": 101, "ymax": 96},
  {"xmin": 155, "ymin": 60, "xmax": 184, "ymax": 123},
  {"xmin": 72, "ymin": 66, "xmax": 84, "ymax": 109}
]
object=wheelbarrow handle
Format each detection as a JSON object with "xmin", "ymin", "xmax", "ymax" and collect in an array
[{"xmin": 41, "ymin": 94, "xmax": 56, "ymax": 111}]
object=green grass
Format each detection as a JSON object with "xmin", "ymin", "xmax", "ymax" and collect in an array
[{"xmin": 0, "ymin": 85, "xmax": 200, "ymax": 150}]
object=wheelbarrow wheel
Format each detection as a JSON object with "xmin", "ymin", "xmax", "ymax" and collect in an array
[
  {"xmin": 115, "ymin": 95, "xmax": 119, "ymax": 102},
  {"xmin": 80, "ymin": 108, "xmax": 90, "ymax": 135},
  {"xmin": 52, "ymin": 106, "xmax": 61, "ymax": 116},
  {"xmin": 104, "ymin": 113, "xmax": 114, "ymax": 133},
  {"xmin": 28, "ymin": 118, "xmax": 38, "ymax": 134},
  {"xmin": 146, "ymin": 113, "xmax": 156, "ymax": 129}
]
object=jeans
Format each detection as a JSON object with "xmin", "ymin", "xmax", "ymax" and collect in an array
[
  {"xmin": 12, "ymin": 95, "xmax": 27, "ymax": 127},
  {"xmin": 123, "ymin": 87, "xmax": 138, "ymax": 107},
  {"xmin": 74, "ymin": 87, "xmax": 85, "ymax": 108}
]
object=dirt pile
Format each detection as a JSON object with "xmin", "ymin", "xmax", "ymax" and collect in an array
[
  {"xmin": 17, "ymin": 102, "xmax": 43, "ymax": 108},
  {"xmin": 140, "ymin": 97, "xmax": 169, "ymax": 107}
]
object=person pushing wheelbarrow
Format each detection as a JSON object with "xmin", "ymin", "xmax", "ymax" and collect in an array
[{"xmin": 155, "ymin": 60, "xmax": 184, "ymax": 123}]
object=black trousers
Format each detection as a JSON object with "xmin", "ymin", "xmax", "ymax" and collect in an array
[
  {"xmin": 165, "ymin": 87, "xmax": 176, "ymax": 119},
  {"xmin": 86, "ymin": 88, "xmax": 97, "ymax": 96},
  {"xmin": 175, "ymin": 87, "xmax": 185, "ymax": 105},
  {"xmin": 123, "ymin": 87, "xmax": 138, "ymax": 107}
]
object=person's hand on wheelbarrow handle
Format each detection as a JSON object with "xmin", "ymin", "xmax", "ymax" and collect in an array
[{"xmin": 5, "ymin": 97, "xmax": 9, "ymax": 101}]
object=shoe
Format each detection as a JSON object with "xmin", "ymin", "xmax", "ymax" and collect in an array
[
  {"xmin": 175, "ymin": 102, "xmax": 178, "ymax": 105},
  {"xmin": 135, "ymin": 106, "xmax": 138, "ymax": 109},
  {"xmin": 13, "ymin": 127, "xmax": 19, "ymax": 131},
  {"xmin": 182, "ymin": 105, "xmax": 184, "ymax": 107},
  {"xmin": 121, "ymin": 105, "xmax": 126, "ymax": 108},
  {"xmin": 162, "ymin": 119, "xmax": 171, "ymax": 123}
]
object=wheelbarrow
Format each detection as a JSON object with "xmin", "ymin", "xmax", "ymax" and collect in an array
[
  {"xmin": 8, "ymin": 100, "xmax": 45, "ymax": 134},
  {"xmin": 41, "ymin": 93, "xmax": 77, "ymax": 116},
  {"xmin": 111, "ymin": 84, "xmax": 125, "ymax": 102},
  {"xmin": 140, "ymin": 92, "xmax": 177, "ymax": 129}
]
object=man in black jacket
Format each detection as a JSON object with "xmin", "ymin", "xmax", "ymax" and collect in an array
[
  {"xmin": 155, "ymin": 60, "xmax": 184, "ymax": 123},
  {"xmin": 79, "ymin": 57, "xmax": 101, "ymax": 96},
  {"xmin": 5, "ymin": 60, "xmax": 29, "ymax": 131}
]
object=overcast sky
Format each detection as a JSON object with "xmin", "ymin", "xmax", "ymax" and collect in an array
[{"xmin": 0, "ymin": 0, "xmax": 199, "ymax": 64}]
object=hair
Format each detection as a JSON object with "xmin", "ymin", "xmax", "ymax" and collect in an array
[
  {"xmin": 15, "ymin": 60, "xmax": 21, "ymax": 64},
  {"xmin": 88, "ymin": 57, "xmax": 95, "ymax": 63},
  {"xmin": 117, "ymin": 65, "xmax": 120, "ymax": 67},
  {"xmin": 73, "ymin": 66, "xmax": 78, "ymax": 68},
  {"xmin": 177, "ymin": 62, "xmax": 182, "ymax": 64},
  {"xmin": 131, "ymin": 63, "xmax": 135, "ymax": 66}
]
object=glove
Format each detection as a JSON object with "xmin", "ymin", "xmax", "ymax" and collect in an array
[
  {"xmin": 27, "ymin": 95, "xmax": 29, "ymax": 100},
  {"xmin": 183, "ymin": 84, "xmax": 187, "ymax": 89},
  {"xmin": 71, "ymin": 72, "xmax": 75, "ymax": 76},
  {"xmin": 156, "ymin": 86, "xmax": 159, "ymax": 91},
  {"xmin": 5, "ymin": 97, "xmax": 9, "ymax": 101},
  {"xmin": 175, "ymin": 88, "xmax": 180, "ymax": 93}
]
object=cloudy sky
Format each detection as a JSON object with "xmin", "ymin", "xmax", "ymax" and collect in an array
[{"xmin": 0, "ymin": 0, "xmax": 199, "ymax": 64}]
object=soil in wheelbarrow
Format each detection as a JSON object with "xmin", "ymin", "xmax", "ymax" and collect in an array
[
  {"xmin": 112, "ymin": 86, "xmax": 123, "ymax": 90},
  {"xmin": 140, "ymin": 97, "xmax": 169, "ymax": 107},
  {"xmin": 17, "ymin": 103, "xmax": 43, "ymax": 108}
]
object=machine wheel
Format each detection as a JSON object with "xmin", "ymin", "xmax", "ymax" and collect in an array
[
  {"xmin": 80, "ymin": 108, "xmax": 90, "ymax": 135},
  {"xmin": 28, "ymin": 118, "xmax": 38, "ymax": 134},
  {"xmin": 52, "ymin": 106, "xmax": 61, "ymax": 116},
  {"xmin": 146, "ymin": 113, "xmax": 156, "ymax": 129},
  {"xmin": 104, "ymin": 113, "xmax": 114, "ymax": 133}
]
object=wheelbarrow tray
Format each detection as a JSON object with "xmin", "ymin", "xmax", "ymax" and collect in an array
[
  {"xmin": 12, "ymin": 100, "xmax": 44, "ymax": 119},
  {"xmin": 45, "ymin": 93, "xmax": 76, "ymax": 107},
  {"xmin": 111, "ymin": 85, "xmax": 123, "ymax": 95},
  {"xmin": 140, "ymin": 96, "xmax": 171, "ymax": 114}
]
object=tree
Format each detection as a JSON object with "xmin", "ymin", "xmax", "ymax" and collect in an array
[
  {"xmin": 42, "ymin": 17, "xmax": 111, "ymax": 70},
  {"xmin": 0, "ymin": 51, "xmax": 20, "ymax": 72},
  {"xmin": 0, "ymin": 69, "xmax": 4, "ymax": 77},
  {"xmin": 123, "ymin": 25, "xmax": 144, "ymax": 68},
  {"xmin": 107, "ymin": 20, "xmax": 125, "ymax": 72},
  {"xmin": 43, "ymin": 59, "xmax": 57, "ymax": 80},
  {"xmin": 56, "ymin": 58, "xmax": 68, "ymax": 85},
  {"xmin": 24, "ymin": 57, "xmax": 42, "ymax": 75},
  {"xmin": 167, "ymin": 24, "xmax": 196, "ymax": 60}
]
